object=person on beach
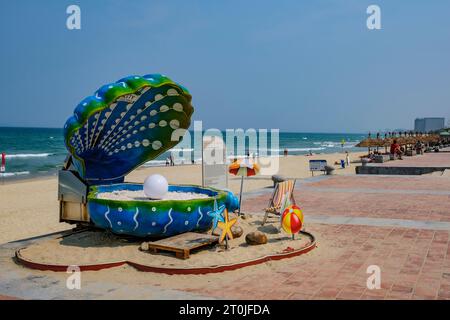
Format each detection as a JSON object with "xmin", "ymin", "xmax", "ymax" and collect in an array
[
  {"xmin": 390, "ymin": 139, "xmax": 403, "ymax": 160},
  {"xmin": 345, "ymin": 151, "xmax": 350, "ymax": 166},
  {"xmin": 283, "ymin": 148, "xmax": 288, "ymax": 157},
  {"xmin": 415, "ymin": 140, "xmax": 424, "ymax": 155}
]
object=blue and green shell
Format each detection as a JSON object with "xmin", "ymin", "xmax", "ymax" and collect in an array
[{"xmin": 63, "ymin": 74, "xmax": 193, "ymax": 184}]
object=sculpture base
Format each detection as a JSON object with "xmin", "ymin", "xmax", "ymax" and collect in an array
[{"xmin": 15, "ymin": 215, "xmax": 316, "ymax": 275}]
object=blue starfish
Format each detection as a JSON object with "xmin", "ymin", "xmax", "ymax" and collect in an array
[{"xmin": 207, "ymin": 200, "xmax": 226, "ymax": 231}]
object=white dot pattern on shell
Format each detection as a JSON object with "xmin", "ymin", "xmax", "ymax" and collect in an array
[
  {"xmin": 70, "ymin": 84, "xmax": 188, "ymax": 161},
  {"xmin": 152, "ymin": 141, "xmax": 162, "ymax": 150},
  {"xmin": 94, "ymin": 87, "xmax": 151, "ymax": 148},
  {"xmin": 98, "ymin": 98, "xmax": 182, "ymax": 155}
]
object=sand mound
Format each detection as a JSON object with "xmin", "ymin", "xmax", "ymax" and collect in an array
[{"xmin": 17, "ymin": 215, "xmax": 315, "ymax": 271}]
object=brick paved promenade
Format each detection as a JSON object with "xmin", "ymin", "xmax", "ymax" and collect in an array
[
  {"xmin": 216, "ymin": 174, "xmax": 450, "ymax": 299},
  {"xmin": 375, "ymin": 150, "xmax": 450, "ymax": 168}
]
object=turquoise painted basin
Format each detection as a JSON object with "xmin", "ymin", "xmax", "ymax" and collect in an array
[{"xmin": 87, "ymin": 183, "xmax": 239, "ymax": 238}]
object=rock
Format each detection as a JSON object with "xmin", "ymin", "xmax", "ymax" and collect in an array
[
  {"xmin": 324, "ymin": 165, "xmax": 335, "ymax": 175},
  {"xmin": 245, "ymin": 231, "xmax": 268, "ymax": 245},
  {"xmin": 140, "ymin": 242, "xmax": 149, "ymax": 251},
  {"xmin": 361, "ymin": 158, "xmax": 371, "ymax": 166},
  {"xmin": 231, "ymin": 225, "xmax": 243, "ymax": 238},
  {"xmin": 272, "ymin": 175, "xmax": 286, "ymax": 187}
]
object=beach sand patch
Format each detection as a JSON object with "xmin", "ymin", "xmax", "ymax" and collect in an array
[
  {"xmin": 16, "ymin": 215, "xmax": 315, "ymax": 273},
  {"xmin": 96, "ymin": 190, "xmax": 210, "ymax": 201}
]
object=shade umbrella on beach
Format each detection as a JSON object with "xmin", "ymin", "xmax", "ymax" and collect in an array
[
  {"xmin": 405, "ymin": 136, "xmax": 418, "ymax": 146},
  {"xmin": 228, "ymin": 158, "xmax": 260, "ymax": 216},
  {"xmin": 421, "ymin": 135, "xmax": 434, "ymax": 144},
  {"xmin": 356, "ymin": 138, "xmax": 385, "ymax": 154},
  {"xmin": 355, "ymin": 138, "xmax": 376, "ymax": 148},
  {"xmin": 379, "ymin": 138, "xmax": 393, "ymax": 153},
  {"xmin": 395, "ymin": 137, "xmax": 407, "ymax": 146},
  {"xmin": 381, "ymin": 138, "xmax": 393, "ymax": 147},
  {"xmin": 355, "ymin": 137, "xmax": 387, "ymax": 148}
]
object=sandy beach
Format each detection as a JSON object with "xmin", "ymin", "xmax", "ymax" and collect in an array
[{"xmin": 0, "ymin": 151, "xmax": 366, "ymax": 245}]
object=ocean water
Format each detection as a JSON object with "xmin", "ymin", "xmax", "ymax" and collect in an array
[{"xmin": 0, "ymin": 127, "xmax": 365, "ymax": 180}]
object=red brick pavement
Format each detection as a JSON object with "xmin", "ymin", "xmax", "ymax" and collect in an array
[
  {"xmin": 306, "ymin": 175, "xmax": 450, "ymax": 191},
  {"xmin": 202, "ymin": 175, "xmax": 450, "ymax": 299},
  {"xmin": 185, "ymin": 224, "xmax": 450, "ymax": 300},
  {"xmin": 242, "ymin": 190, "xmax": 450, "ymax": 222},
  {"xmin": 297, "ymin": 191, "xmax": 450, "ymax": 222},
  {"xmin": 241, "ymin": 176, "xmax": 450, "ymax": 222},
  {"xmin": 376, "ymin": 152, "xmax": 450, "ymax": 168}
]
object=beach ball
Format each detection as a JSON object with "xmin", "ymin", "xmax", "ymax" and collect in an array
[
  {"xmin": 281, "ymin": 205, "xmax": 304, "ymax": 235},
  {"xmin": 144, "ymin": 174, "xmax": 168, "ymax": 199}
]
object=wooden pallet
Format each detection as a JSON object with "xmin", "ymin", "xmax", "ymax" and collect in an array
[{"xmin": 147, "ymin": 232, "xmax": 219, "ymax": 259}]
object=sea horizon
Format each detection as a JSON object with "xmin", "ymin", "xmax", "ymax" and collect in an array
[
  {"xmin": 0, "ymin": 127, "xmax": 366, "ymax": 180},
  {"xmin": 0, "ymin": 125, "xmax": 367, "ymax": 136}
]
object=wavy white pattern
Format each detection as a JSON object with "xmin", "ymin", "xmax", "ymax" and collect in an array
[
  {"xmin": 104, "ymin": 206, "xmax": 112, "ymax": 228},
  {"xmin": 132, "ymin": 208, "xmax": 139, "ymax": 231},
  {"xmin": 196, "ymin": 207, "xmax": 203, "ymax": 227},
  {"xmin": 162, "ymin": 208, "xmax": 173, "ymax": 234}
]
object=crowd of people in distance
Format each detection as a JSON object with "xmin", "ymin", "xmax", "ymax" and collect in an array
[{"xmin": 365, "ymin": 139, "xmax": 427, "ymax": 162}]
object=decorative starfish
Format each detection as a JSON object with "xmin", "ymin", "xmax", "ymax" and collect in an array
[
  {"xmin": 207, "ymin": 199, "xmax": 225, "ymax": 231},
  {"xmin": 217, "ymin": 209, "xmax": 237, "ymax": 244}
]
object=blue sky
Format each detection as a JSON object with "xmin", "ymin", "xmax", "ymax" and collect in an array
[{"xmin": 1, "ymin": 0, "xmax": 449, "ymax": 133}]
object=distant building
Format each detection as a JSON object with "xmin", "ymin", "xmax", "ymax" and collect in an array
[{"xmin": 414, "ymin": 117, "xmax": 445, "ymax": 132}]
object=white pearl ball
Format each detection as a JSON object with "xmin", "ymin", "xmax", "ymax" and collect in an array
[{"xmin": 143, "ymin": 174, "xmax": 168, "ymax": 199}]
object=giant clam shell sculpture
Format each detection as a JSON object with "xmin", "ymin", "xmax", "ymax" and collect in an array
[
  {"xmin": 64, "ymin": 74, "xmax": 193, "ymax": 184},
  {"xmin": 63, "ymin": 74, "xmax": 239, "ymax": 238}
]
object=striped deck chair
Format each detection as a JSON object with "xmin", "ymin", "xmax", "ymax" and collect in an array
[{"xmin": 262, "ymin": 179, "xmax": 296, "ymax": 226}]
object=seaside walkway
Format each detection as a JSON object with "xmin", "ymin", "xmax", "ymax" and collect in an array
[
  {"xmin": 357, "ymin": 147, "xmax": 450, "ymax": 175},
  {"xmin": 232, "ymin": 174, "xmax": 450, "ymax": 299}
]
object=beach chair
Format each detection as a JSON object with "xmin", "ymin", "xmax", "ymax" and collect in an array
[{"xmin": 262, "ymin": 179, "xmax": 296, "ymax": 226}]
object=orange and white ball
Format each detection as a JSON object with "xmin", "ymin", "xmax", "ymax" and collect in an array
[{"xmin": 281, "ymin": 205, "xmax": 304, "ymax": 234}]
